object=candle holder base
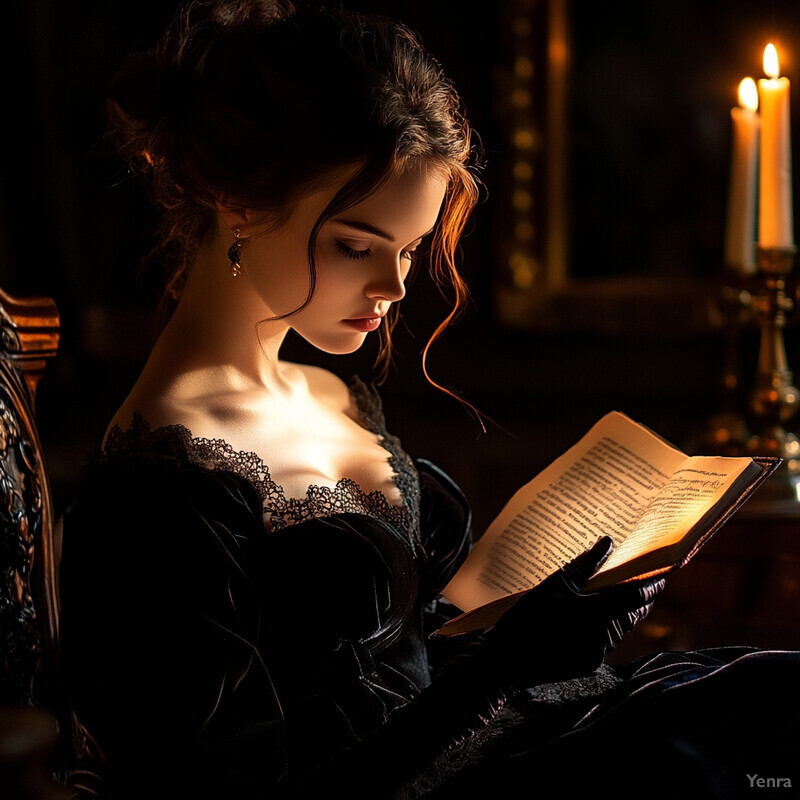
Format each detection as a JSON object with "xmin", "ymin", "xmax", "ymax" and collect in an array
[{"xmin": 746, "ymin": 244, "xmax": 800, "ymax": 499}]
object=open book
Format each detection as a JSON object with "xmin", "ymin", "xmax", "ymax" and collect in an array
[{"xmin": 434, "ymin": 411, "xmax": 781, "ymax": 637}]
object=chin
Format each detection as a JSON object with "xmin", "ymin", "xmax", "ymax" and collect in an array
[{"xmin": 305, "ymin": 333, "xmax": 369, "ymax": 356}]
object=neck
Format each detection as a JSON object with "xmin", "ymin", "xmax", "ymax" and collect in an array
[{"xmin": 145, "ymin": 230, "xmax": 293, "ymax": 392}]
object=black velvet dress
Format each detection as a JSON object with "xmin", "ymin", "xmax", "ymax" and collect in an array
[{"xmin": 58, "ymin": 379, "xmax": 800, "ymax": 800}]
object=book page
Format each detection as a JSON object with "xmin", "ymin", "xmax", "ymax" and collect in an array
[
  {"xmin": 442, "ymin": 412, "xmax": 688, "ymax": 612},
  {"xmin": 591, "ymin": 456, "xmax": 754, "ymax": 576}
]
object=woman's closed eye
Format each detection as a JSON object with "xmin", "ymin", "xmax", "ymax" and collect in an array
[
  {"xmin": 335, "ymin": 240, "xmax": 372, "ymax": 260},
  {"xmin": 334, "ymin": 240, "xmax": 419, "ymax": 262}
]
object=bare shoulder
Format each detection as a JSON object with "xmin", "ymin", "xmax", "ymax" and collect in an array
[
  {"xmin": 103, "ymin": 390, "xmax": 205, "ymax": 444},
  {"xmin": 103, "ymin": 362, "xmax": 356, "ymax": 452}
]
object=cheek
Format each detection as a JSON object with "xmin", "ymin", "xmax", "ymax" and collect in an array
[
  {"xmin": 249, "ymin": 249, "xmax": 311, "ymax": 310},
  {"xmin": 313, "ymin": 259, "xmax": 361, "ymax": 300}
]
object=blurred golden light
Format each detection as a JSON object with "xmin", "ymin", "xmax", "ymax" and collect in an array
[
  {"xmin": 515, "ymin": 221, "xmax": 535, "ymax": 241},
  {"xmin": 512, "ymin": 87, "xmax": 532, "ymax": 108},
  {"xmin": 513, "ymin": 128, "xmax": 537, "ymax": 150},
  {"xmin": 738, "ymin": 77, "xmax": 758, "ymax": 111},
  {"xmin": 764, "ymin": 43, "xmax": 780, "ymax": 79},
  {"xmin": 514, "ymin": 56, "xmax": 534, "ymax": 79},
  {"xmin": 512, "ymin": 189, "xmax": 532, "ymax": 211},
  {"xmin": 509, "ymin": 251, "xmax": 537, "ymax": 287},
  {"xmin": 513, "ymin": 161, "xmax": 533, "ymax": 181},
  {"xmin": 513, "ymin": 269, "xmax": 533, "ymax": 288}
]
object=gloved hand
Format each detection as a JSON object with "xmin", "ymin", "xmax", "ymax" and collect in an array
[
  {"xmin": 443, "ymin": 536, "xmax": 665, "ymax": 690},
  {"xmin": 301, "ymin": 537, "xmax": 664, "ymax": 798}
]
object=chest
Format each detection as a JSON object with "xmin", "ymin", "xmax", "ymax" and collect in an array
[
  {"xmin": 263, "ymin": 409, "xmax": 404, "ymax": 507},
  {"xmin": 200, "ymin": 391, "xmax": 405, "ymax": 511}
]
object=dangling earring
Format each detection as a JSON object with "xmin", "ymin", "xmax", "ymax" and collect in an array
[{"xmin": 228, "ymin": 228, "xmax": 243, "ymax": 277}]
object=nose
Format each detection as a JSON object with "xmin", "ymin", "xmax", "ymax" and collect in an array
[{"xmin": 364, "ymin": 257, "xmax": 407, "ymax": 303}]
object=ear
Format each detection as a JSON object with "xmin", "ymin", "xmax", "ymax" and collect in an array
[{"xmin": 214, "ymin": 197, "xmax": 251, "ymax": 235}]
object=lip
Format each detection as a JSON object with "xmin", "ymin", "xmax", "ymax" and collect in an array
[{"xmin": 342, "ymin": 316, "xmax": 383, "ymax": 333}]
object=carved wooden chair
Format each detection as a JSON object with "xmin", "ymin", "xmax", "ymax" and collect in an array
[{"xmin": 0, "ymin": 286, "xmax": 75, "ymax": 796}]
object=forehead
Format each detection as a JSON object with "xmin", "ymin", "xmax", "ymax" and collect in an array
[
  {"xmin": 273, "ymin": 161, "xmax": 448, "ymax": 242},
  {"xmin": 331, "ymin": 163, "xmax": 449, "ymax": 235}
]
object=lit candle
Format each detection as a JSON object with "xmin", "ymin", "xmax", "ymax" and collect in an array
[
  {"xmin": 758, "ymin": 43, "xmax": 794, "ymax": 248},
  {"xmin": 725, "ymin": 77, "xmax": 760, "ymax": 271}
]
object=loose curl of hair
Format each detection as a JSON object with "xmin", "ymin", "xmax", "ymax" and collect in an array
[{"xmin": 106, "ymin": 0, "xmax": 482, "ymax": 397}]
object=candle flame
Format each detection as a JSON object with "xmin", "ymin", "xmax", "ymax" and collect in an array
[
  {"xmin": 738, "ymin": 77, "xmax": 758, "ymax": 111},
  {"xmin": 764, "ymin": 43, "xmax": 780, "ymax": 79}
]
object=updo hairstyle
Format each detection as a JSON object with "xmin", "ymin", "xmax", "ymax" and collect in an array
[{"xmin": 106, "ymin": 0, "xmax": 482, "ymax": 379}]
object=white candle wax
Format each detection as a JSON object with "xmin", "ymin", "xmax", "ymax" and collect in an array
[
  {"xmin": 758, "ymin": 43, "xmax": 794, "ymax": 248},
  {"xmin": 725, "ymin": 78, "xmax": 760, "ymax": 271}
]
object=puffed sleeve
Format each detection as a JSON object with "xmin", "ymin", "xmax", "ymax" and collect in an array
[
  {"xmin": 415, "ymin": 458, "xmax": 473, "ymax": 601},
  {"xmin": 414, "ymin": 458, "xmax": 478, "ymax": 675},
  {"xmin": 58, "ymin": 456, "xmax": 288, "ymax": 799}
]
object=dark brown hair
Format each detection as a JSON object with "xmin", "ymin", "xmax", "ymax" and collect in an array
[{"xmin": 107, "ymin": 0, "xmax": 481, "ymax": 386}]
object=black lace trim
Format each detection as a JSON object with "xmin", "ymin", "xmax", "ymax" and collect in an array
[{"xmin": 102, "ymin": 376, "xmax": 421, "ymax": 547}]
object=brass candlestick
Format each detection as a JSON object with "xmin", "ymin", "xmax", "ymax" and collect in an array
[
  {"xmin": 746, "ymin": 244, "xmax": 800, "ymax": 499},
  {"xmin": 704, "ymin": 266, "xmax": 752, "ymax": 455}
]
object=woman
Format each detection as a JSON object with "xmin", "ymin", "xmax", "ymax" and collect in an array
[{"xmin": 58, "ymin": 2, "xmax": 799, "ymax": 799}]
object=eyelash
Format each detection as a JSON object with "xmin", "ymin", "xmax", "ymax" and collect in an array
[
  {"xmin": 334, "ymin": 241, "xmax": 416, "ymax": 262},
  {"xmin": 335, "ymin": 241, "xmax": 372, "ymax": 261}
]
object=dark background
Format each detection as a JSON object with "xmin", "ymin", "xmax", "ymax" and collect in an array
[{"xmin": 6, "ymin": 0, "xmax": 800, "ymax": 536}]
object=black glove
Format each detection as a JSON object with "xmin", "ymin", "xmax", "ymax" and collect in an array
[{"xmin": 442, "ymin": 536, "xmax": 665, "ymax": 690}]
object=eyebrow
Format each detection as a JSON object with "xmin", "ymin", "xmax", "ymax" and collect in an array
[
  {"xmin": 332, "ymin": 218, "xmax": 434, "ymax": 243},
  {"xmin": 332, "ymin": 219, "xmax": 395, "ymax": 242}
]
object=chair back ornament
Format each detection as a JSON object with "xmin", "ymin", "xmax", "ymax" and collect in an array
[
  {"xmin": 0, "ymin": 286, "xmax": 60, "ymax": 709},
  {"xmin": 0, "ymin": 287, "xmax": 87, "ymax": 799}
]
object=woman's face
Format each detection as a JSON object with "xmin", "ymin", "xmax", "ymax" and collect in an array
[{"xmin": 241, "ymin": 162, "xmax": 448, "ymax": 354}]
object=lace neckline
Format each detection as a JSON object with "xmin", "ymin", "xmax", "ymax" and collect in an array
[{"xmin": 102, "ymin": 376, "xmax": 421, "ymax": 547}]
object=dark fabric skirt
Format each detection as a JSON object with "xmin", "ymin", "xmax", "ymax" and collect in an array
[{"xmin": 410, "ymin": 647, "xmax": 800, "ymax": 800}]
